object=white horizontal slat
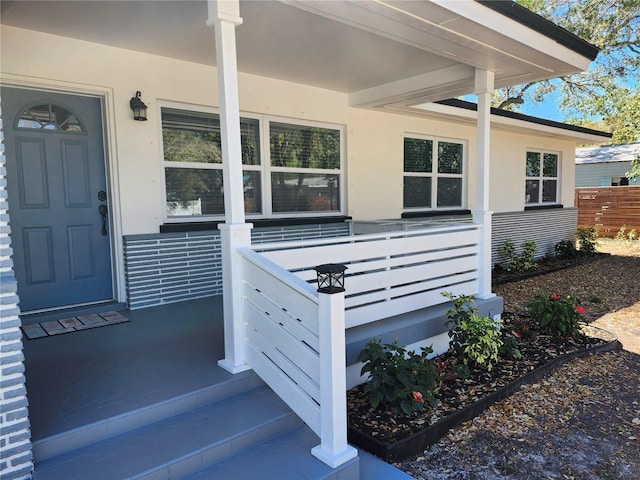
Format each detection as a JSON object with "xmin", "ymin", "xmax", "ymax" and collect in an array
[
  {"xmin": 244, "ymin": 286, "xmax": 320, "ymax": 350},
  {"xmin": 245, "ymin": 302, "xmax": 321, "ymax": 381},
  {"xmin": 346, "ymin": 256, "xmax": 477, "ymax": 296},
  {"xmin": 345, "ymin": 279, "xmax": 479, "ymax": 328},
  {"xmin": 286, "ymin": 245, "xmax": 479, "ymax": 283},
  {"xmin": 246, "ymin": 326, "xmax": 320, "ymax": 402},
  {"xmin": 246, "ymin": 343, "xmax": 321, "ymax": 435},
  {"xmin": 262, "ymin": 229, "xmax": 477, "ymax": 270},
  {"xmin": 345, "ymin": 271, "xmax": 478, "ymax": 309},
  {"xmin": 241, "ymin": 250, "xmax": 319, "ymax": 329}
]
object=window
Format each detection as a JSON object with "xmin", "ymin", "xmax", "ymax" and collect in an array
[
  {"xmin": 526, "ymin": 151, "xmax": 559, "ymax": 205},
  {"xmin": 611, "ymin": 176, "xmax": 629, "ymax": 186},
  {"xmin": 403, "ymin": 136, "xmax": 464, "ymax": 210},
  {"xmin": 161, "ymin": 107, "xmax": 343, "ymax": 220},
  {"xmin": 16, "ymin": 103, "xmax": 84, "ymax": 133}
]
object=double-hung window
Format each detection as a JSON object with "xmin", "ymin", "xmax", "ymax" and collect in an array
[
  {"xmin": 525, "ymin": 150, "xmax": 559, "ymax": 205},
  {"xmin": 161, "ymin": 107, "xmax": 343, "ymax": 220},
  {"xmin": 403, "ymin": 136, "xmax": 465, "ymax": 210}
]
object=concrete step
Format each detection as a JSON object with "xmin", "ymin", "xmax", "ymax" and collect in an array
[
  {"xmin": 32, "ymin": 371, "xmax": 264, "ymax": 462},
  {"xmin": 184, "ymin": 425, "xmax": 359, "ymax": 480},
  {"xmin": 32, "ymin": 385, "xmax": 304, "ymax": 480}
]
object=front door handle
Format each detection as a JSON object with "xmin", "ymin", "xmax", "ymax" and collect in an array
[{"xmin": 98, "ymin": 204, "xmax": 108, "ymax": 236}]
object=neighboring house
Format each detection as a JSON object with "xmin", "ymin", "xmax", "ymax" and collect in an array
[
  {"xmin": 0, "ymin": 1, "xmax": 611, "ymax": 478},
  {"xmin": 575, "ymin": 143, "xmax": 640, "ymax": 187}
]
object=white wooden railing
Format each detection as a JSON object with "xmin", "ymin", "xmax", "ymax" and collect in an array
[
  {"xmin": 239, "ymin": 223, "xmax": 480, "ymax": 468},
  {"xmin": 255, "ymin": 223, "xmax": 480, "ymax": 327}
]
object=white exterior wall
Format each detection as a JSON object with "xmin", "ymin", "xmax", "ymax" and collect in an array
[
  {"xmin": 1, "ymin": 25, "xmax": 580, "ymax": 231},
  {"xmin": 489, "ymin": 129, "xmax": 578, "ymax": 212}
]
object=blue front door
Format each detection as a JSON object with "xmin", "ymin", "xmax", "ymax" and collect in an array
[{"xmin": 2, "ymin": 87, "xmax": 113, "ymax": 312}]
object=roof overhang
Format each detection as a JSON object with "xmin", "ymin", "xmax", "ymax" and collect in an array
[
  {"xmin": 411, "ymin": 99, "xmax": 612, "ymax": 144},
  {"xmin": 0, "ymin": 0, "xmax": 599, "ymax": 109}
]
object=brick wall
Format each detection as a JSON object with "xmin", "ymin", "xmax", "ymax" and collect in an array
[{"xmin": 0, "ymin": 96, "xmax": 34, "ymax": 480}]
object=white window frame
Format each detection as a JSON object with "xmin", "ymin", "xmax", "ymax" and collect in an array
[
  {"xmin": 158, "ymin": 102, "xmax": 345, "ymax": 222},
  {"xmin": 403, "ymin": 134, "xmax": 467, "ymax": 212},
  {"xmin": 525, "ymin": 149, "xmax": 560, "ymax": 206}
]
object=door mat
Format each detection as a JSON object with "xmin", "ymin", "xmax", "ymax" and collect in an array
[{"xmin": 21, "ymin": 311, "xmax": 129, "ymax": 340}]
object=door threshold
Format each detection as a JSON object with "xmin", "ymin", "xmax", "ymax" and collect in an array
[{"xmin": 21, "ymin": 301, "xmax": 127, "ymax": 325}]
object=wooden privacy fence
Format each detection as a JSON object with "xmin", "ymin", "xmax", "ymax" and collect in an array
[{"xmin": 576, "ymin": 186, "xmax": 640, "ymax": 237}]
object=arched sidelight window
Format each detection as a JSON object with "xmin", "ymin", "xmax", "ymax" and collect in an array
[{"xmin": 16, "ymin": 102, "xmax": 84, "ymax": 133}]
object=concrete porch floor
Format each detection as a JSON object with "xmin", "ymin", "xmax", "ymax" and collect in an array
[
  {"xmin": 22, "ymin": 296, "xmax": 413, "ymax": 479},
  {"xmin": 23, "ymin": 296, "xmax": 234, "ymax": 442}
]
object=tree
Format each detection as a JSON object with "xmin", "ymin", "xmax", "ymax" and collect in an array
[
  {"xmin": 627, "ymin": 154, "xmax": 640, "ymax": 180},
  {"xmin": 494, "ymin": 0, "xmax": 640, "ymax": 143}
]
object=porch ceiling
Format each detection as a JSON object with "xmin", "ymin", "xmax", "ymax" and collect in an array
[{"xmin": 1, "ymin": 0, "xmax": 595, "ymax": 109}]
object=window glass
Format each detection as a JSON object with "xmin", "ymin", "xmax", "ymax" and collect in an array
[
  {"xmin": 542, "ymin": 180, "xmax": 557, "ymax": 203},
  {"xmin": 438, "ymin": 142, "xmax": 463, "ymax": 174},
  {"xmin": 403, "ymin": 177, "xmax": 432, "ymax": 209},
  {"xmin": 526, "ymin": 180, "xmax": 540, "ymax": 204},
  {"xmin": 271, "ymin": 173, "xmax": 340, "ymax": 213},
  {"xmin": 270, "ymin": 122, "xmax": 340, "ymax": 170},
  {"xmin": 526, "ymin": 152, "xmax": 540, "ymax": 176},
  {"xmin": 526, "ymin": 150, "xmax": 559, "ymax": 204},
  {"xmin": 162, "ymin": 109, "xmax": 259, "ymax": 165},
  {"xmin": 543, "ymin": 153, "xmax": 558, "ymax": 177},
  {"xmin": 161, "ymin": 107, "xmax": 342, "ymax": 219},
  {"xmin": 403, "ymin": 136, "xmax": 464, "ymax": 211},
  {"xmin": 17, "ymin": 103, "xmax": 84, "ymax": 133},
  {"xmin": 165, "ymin": 168, "xmax": 225, "ymax": 216},
  {"xmin": 404, "ymin": 138, "xmax": 432, "ymax": 173},
  {"xmin": 437, "ymin": 177, "xmax": 462, "ymax": 207}
]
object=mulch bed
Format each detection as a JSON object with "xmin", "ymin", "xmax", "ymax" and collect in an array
[{"xmin": 346, "ymin": 313, "xmax": 618, "ymax": 461}]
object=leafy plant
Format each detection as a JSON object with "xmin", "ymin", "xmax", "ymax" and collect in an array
[
  {"xmin": 576, "ymin": 227, "xmax": 597, "ymax": 256},
  {"xmin": 442, "ymin": 292, "xmax": 503, "ymax": 371},
  {"xmin": 499, "ymin": 333, "xmax": 522, "ymax": 360},
  {"xmin": 527, "ymin": 293, "xmax": 586, "ymax": 337},
  {"xmin": 357, "ymin": 338, "xmax": 439, "ymax": 415},
  {"xmin": 615, "ymin": 225, "xmax": 627, "ymax": 241},
  {"xmin": 554, "ymin": 239, "xmax": 578, "ymax": 259},
  {"xmin": 500, "ymin": 238, "xmax": 538, "ymax": 273}
]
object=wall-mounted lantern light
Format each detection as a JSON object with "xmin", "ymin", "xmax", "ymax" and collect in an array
[
  {"xmin": 129, "ymin": 91, "xmax": 148, "ymax": 121},
  {"xmin": 314, "ymin": 263, "xmax": 347, "ymax": 294}
]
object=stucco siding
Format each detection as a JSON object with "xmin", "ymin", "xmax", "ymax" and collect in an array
[{"xmin": 2, "ymin": 25, "xmax": 581, "ymax": 231}]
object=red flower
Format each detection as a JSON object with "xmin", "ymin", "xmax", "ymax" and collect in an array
[
  {"xmin": 511, "ymin": 330, "xmax": 522, "ymax": 339},
  {"xmin": 575, "ymin": 305, "xmax": 586, "ymax": 315},
  {"xmin": 412, "ymin": 391, "xmax": 424, "ymax": 403},
  {"xmin": 550, "ymin": 294, "xmax": 561, "ymax": 301}
]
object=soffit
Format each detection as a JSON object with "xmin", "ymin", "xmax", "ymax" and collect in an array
[{"xmin": 0, "ymin": 0, "xmax": 595, "ymax": 108}]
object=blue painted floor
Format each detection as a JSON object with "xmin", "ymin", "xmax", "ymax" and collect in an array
[
  {"xmin": 23, "ymin": 296, "xmax": 414, "ymax": 479},
  {"xmin": 23, "ymin": 296, "xmax": 228, "ymax": 442}
]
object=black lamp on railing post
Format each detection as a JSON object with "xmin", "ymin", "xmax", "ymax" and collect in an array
[{"xmin": 314, "ymin": 263, "xmax": 347, "ymax": 294}]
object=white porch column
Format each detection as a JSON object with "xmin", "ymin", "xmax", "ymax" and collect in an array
[
  {"xmin": 208, "ymin": 0, "xmax": 252, "ymax": 373},
  {"xmin": 473, "ymin": 69, "xmax": 495, "ymax": 299},
  {"xmin": 312, "ymin": 291, "xmax": 358, "ymax": 468}
]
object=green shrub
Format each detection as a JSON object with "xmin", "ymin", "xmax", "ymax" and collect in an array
[
  {"xmin": 500, "ymin": 238, "xmax": 538, "ymax": 273},
  {"xmin": 527, "ymin": 293, "xmax": 586, "ymax": 337},
  {"xmin": 357, "ymin": 338, "xmax": 439, "ymax": 415},
  {"xmin": 442, "ymin": 292, "xmax": 503, "ymax": 371},
  {"xmin": 499, "ymin": 333, "xmax": 522, "ymax": 360},
  {"xmin": 554, "ymin": 239, "xmax": 578, "ymax": 259},
  {"xmin": 577, "ymin": 227, "xmax": 597, "ymax": 256}
]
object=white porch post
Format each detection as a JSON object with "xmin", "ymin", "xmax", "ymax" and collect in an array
[
  {"xmin": 208, "ymin": 0, "xmax": 252, "ymax": 373},
  {"xmin": 473, "ymin": 69, "xmax": 496, "ymax": 299},
  {"xmin": 312, "ymin": 291, "xmax": 358, "ymax": 468}
]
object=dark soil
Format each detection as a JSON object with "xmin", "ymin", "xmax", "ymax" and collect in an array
[{"xmin": 346, "ymin": 314, "xmax": 610, "ymax": 446}]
